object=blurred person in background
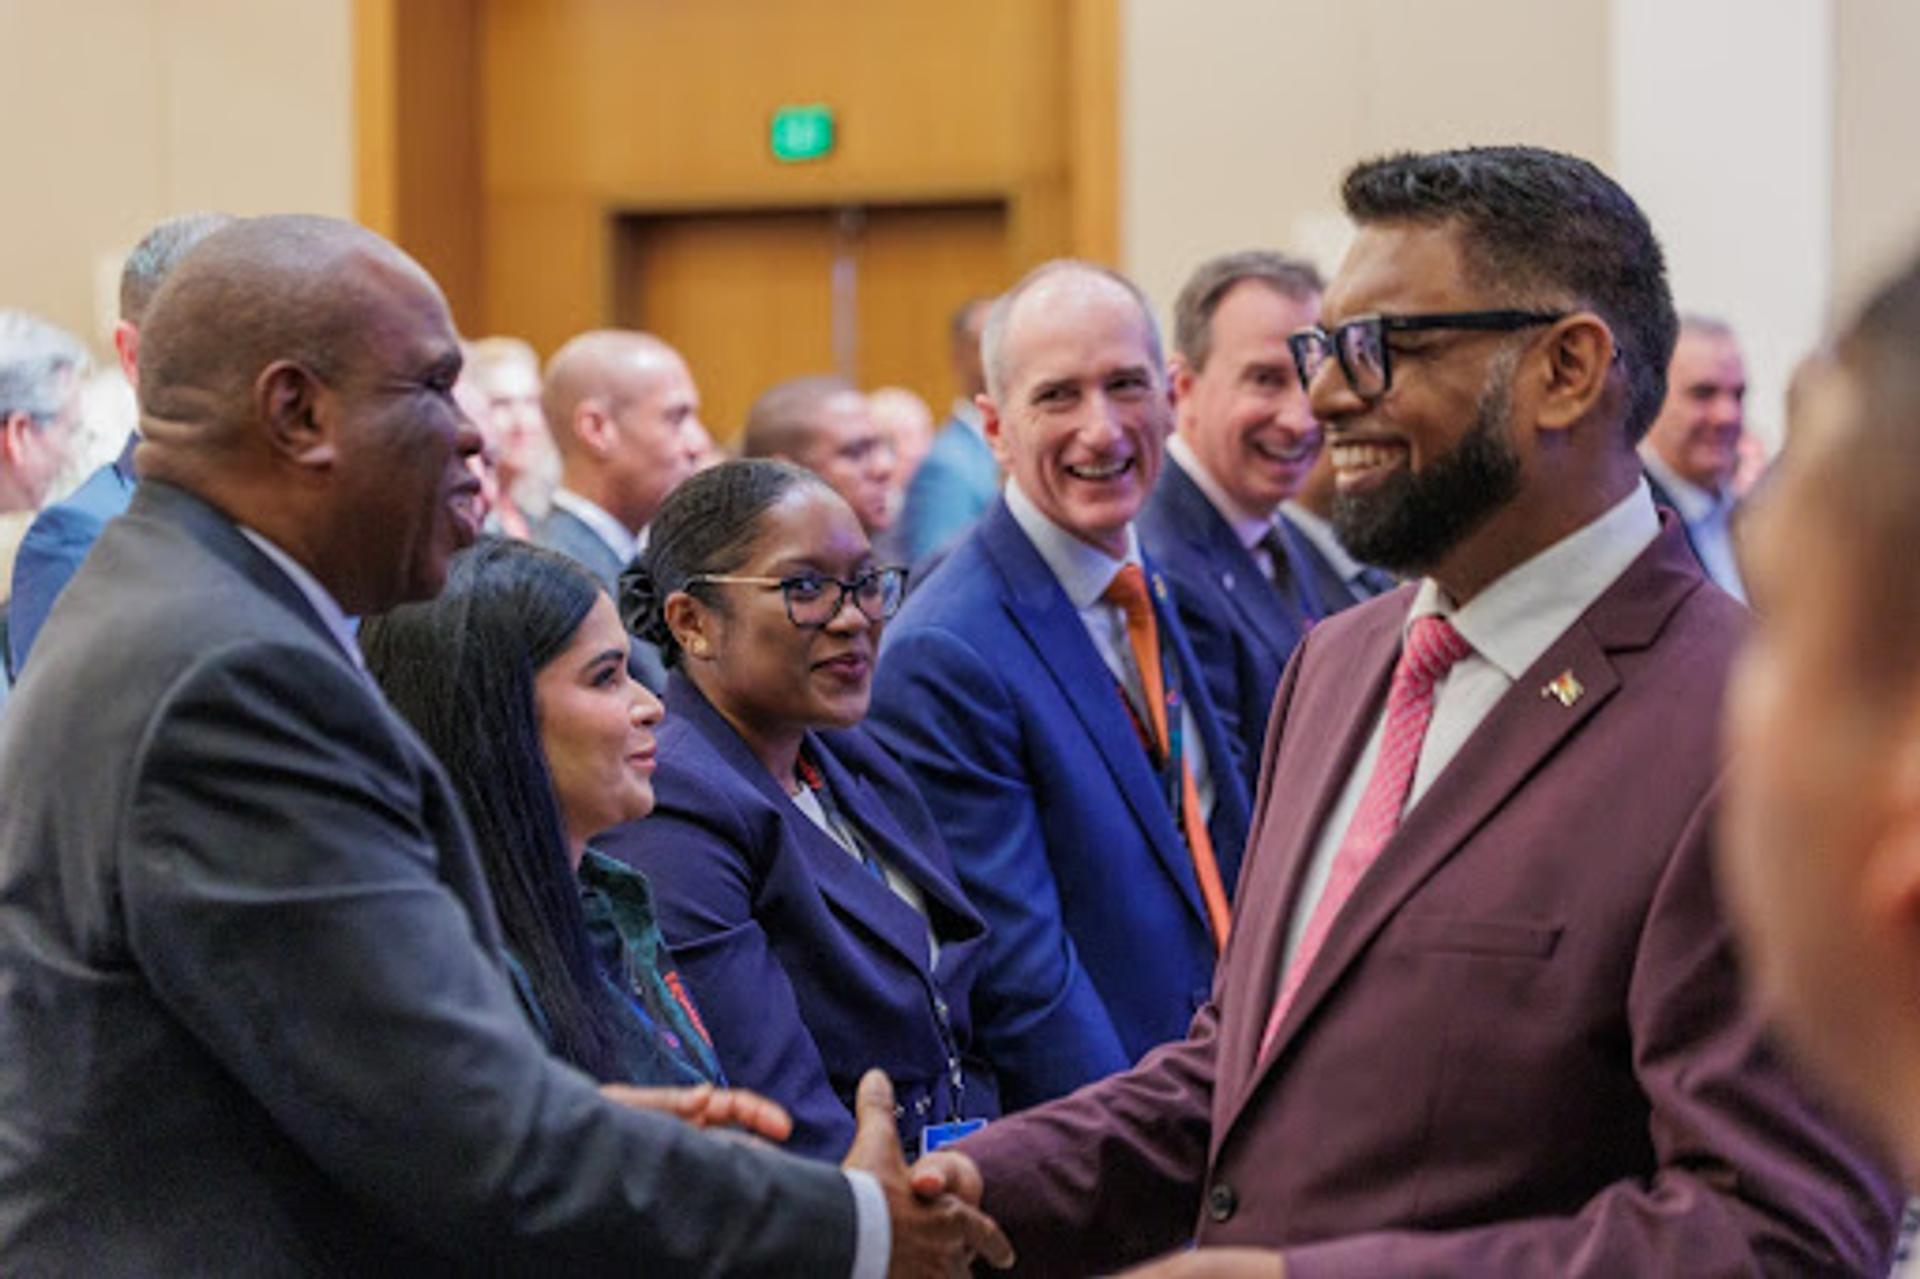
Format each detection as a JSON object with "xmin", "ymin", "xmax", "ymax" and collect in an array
[
  {"xmin": 897, "ymin": 299, "xmax": 999, "ymax": 563},
  {"xmin": 9, "ymin": 213, "xmax": 230, "ymax": 676},
  {"xmin": 536, "ymin": 329, "xmax": 709, "ymax": 692},
  {"xmin": 1639, "ymin": 314, "xmax": 1750, "ymax": 599},
  {"xmin": 466, "ymin": 335, "xmax": 557, "ymax": 537},
  {"xmin": 741, "ymin": 376, "xmax": 896, "ymax": 546},
  {"xmin": 0, "ymin": 309, "xmax": 89, "ymax": 698},
  {"xmin": 868, "ymin": 385, "xmax": 935, "ymax": 563},
  {"xmin": 604, "ymin": 459, "xmax": 998, "ymax": 1161}
]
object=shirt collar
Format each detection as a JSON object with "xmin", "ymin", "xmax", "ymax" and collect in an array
[
  {"xmin": 236, "ymin": 526, "xmax": 366, "ymax": 673},
  {"xmin": 1639, "ymin": 448, "xmax": 1730, "ymax": 523},
  {"xmin": 549, "ymin": 488, "xmax": 638, "ymax": 563},
  {"xmin": 1405, "ymin": 479, "xmax": 1661, "ymax": 681},
  {"xmin": 1003, "ymin": 478, "xmax": 1141, "ymax": 609},
  {"xmin": 1167, "ymin": 435, "xmax": 1275, "ymax": 553}
]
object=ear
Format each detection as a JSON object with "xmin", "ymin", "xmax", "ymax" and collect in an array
[
  {"xmin": 663, "ymin": 590, "xmax": 717, "ymax": 663},
  {"xmin": 111, "ymin": 320, "xmax": 140, "ymax": 387},
  {"xmin": 1168, "ymin": 353, "xmax": 1195, "ymax": 406},
  {"xmin": 572, "ymin": 399, "xmax": 617, "ymax": 460},
  {"xmin": 256, "ymin": 360, "xmax": 335, "ymax": 469},
  {"xmin": 1861, "ymin": 698, "xmax": 1920, "ymax": 934},
  {"xmin": 1532, "ymin": 314, "xmax": 1615, "ymax": 434},
  {"xmin": 979, "ymin": 393, "xmax": 1013, "ymax": 469}
]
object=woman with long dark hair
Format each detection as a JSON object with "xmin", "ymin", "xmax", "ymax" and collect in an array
[
  {"xmin": 603, "ymin": 459, "xmax": 998, "ymax": 1160},
  {"xmin": 361, "ymin": 538, "xmax": 719, "ymax": 1087}
]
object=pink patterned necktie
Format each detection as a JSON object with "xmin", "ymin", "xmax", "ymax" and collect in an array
[{"xmin": 1258, "ymin": 613, "xmax": 1474, "ymax": 1057}]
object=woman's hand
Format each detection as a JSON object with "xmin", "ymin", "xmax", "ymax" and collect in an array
[{"xmin": 599, "ymin": 1081, "xmax": 795, "ymax": 1143}]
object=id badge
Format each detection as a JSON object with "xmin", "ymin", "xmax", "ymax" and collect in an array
[{"xmin": 920, "ymin": 1118, "xmax": 986, "ymax": 1157}]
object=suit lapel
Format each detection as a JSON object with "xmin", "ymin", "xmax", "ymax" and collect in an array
[
  {"xmin": 1243, "ymin": 523, "xmax": 1703, "ymax": 1085},
  {"xmin": 664, "ymin": 680, "xmax": 938, "ymax": 975},
  {"xmin": 979, "ymin": 503, "xmax": 1211, "ymax": 928},
  {"xmin": 1165, "ymin": 465, "xmax": 1304, "ymax": 666}
]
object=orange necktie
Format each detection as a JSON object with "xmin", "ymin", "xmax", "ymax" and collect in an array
[{"xmin": 1103, "ymin": 564, "xmax": 1232, "ymax": 951}]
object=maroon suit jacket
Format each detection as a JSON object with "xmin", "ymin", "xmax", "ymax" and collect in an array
[{"xmin": 961, "ymin": 521, "xmax": 1899, "ymax": 1276}]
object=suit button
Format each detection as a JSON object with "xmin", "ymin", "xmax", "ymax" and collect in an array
[{"xmin": 1206, "ymin": 1182, "xmax": 1236, "ymax": 1222}]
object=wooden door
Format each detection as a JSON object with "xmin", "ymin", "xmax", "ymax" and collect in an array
[{"xmin": 616, "ymin": 202, "xmax": 1009, "ymax": 445}]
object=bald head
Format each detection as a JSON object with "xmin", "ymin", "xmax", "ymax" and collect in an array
[
  {"xmin": 540, "ymin": 329, "xmax": 703, "ymax": 530},
  {"xmin": 134, "ymin": 214, "xmax": 479, "ymax": 613},
  {"xmin": 139, "ymin": 215, "xmax": 446, "ymax": 451},
  {"xmin": 981, "ymin": 260, "xmax": 1164, "ymax": 404}
]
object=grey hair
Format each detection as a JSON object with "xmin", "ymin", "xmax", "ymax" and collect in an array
[
  {"xmin": 120, "ymin": 213, "xmax": 235, "ymax": 325},
  {"xmin": 0, "ymin": 311, "xmax": 90, "ymax": 423},
  {"xmin": 980, "ymin": 259, "xmax": 1165, "ymax": 404},
  {"xmin": 1678, "ymin": 312, "xmax": 1736, "ymax": 341}
]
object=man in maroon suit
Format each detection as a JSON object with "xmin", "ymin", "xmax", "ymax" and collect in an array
[{"xmin": 911, "ymin": 146, "xmax": 1899, "ymax": 1277}]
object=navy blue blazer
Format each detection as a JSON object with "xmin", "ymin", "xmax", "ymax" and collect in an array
[
  {"xmin": 868, "ymin": 497, "xmax": 1252, "ymax": 1109},
  {"xmin": 597, "ymin": 677, "xmax": 998, "ymax": 1160},
  {"xmin": 1138, "ymin": 460, "xmax": 1314, "ymax": 795},
  {"xmin": 8, "ymin": 434, "xmax": 138, "ymax": 675}
]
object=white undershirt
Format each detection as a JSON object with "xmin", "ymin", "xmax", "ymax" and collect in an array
[{"xmin": 1279, "ymin": 481, "xmax": 1661, "ymax": 973}]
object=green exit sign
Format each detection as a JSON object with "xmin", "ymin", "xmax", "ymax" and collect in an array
[{"xmin": 770, "ymin": 105, "xmax": 836, "ymax": 163}]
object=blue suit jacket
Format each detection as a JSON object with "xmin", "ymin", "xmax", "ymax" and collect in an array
[
  {"xmin": 597, "ymin": 678, "xmax": 998, "ymax": 1160},
  {"xmin": 1138, "ymin": 461, "xmax": 1314, "ymax": 795},
  {"xmin": 896, "ymin": 417, "xmax": 999, "ymax": 564},
  {"xmin": 868, "ymin": 498, "xmax": 1252, "ymax": 1109},
  {"xmin": 8, "ymin": 434, "xmax": 138, "ymax": 675}
]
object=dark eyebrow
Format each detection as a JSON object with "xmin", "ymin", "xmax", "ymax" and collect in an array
[
  {"xmin": 580, "ymin": 646, "xmax": 626, "ymax": 674},
  {"xmin": 422, "ymin": 349, "xmax": 463, "ymax": 385},
  {"xmin": 1028, "ymin": 377, "xmax": 1077, "ymax": 402}
]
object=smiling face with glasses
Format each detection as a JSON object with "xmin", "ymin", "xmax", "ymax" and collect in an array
[
  {"xmin": 1295, "ymin": 222, "xmax": 1582, "ymax": 584},
  {"xmin": 668, "ymin": 480, "xmax": 899, "ymax": 760}
]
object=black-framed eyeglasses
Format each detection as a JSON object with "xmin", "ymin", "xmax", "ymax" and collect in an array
[
  {"xmin": 1287, "ymin": 309, "xmax": 1566, "ymax": 400},
  {"xmin": 687, "ymin": 566, "xmax": 908, "ymax": 628}
]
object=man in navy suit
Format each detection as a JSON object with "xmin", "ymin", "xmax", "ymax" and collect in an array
[
  {"xmin": 1140, "ymin": 251, "xmax": 1327, "ymax": 792},
  {"xmin": 870, "ymin": 261, "xmax": 1251, "ymax": 1109},
  {"xmin": 1639, "ymin": 314, "xmax": 1749, "ymax": 600},
  {"xmin": 9, "ymin": 213, "xmax": 231, "ymax": 676},
  {"xmin": 535, "ymin": 330, "xmax": 708, "ymax": 690}
]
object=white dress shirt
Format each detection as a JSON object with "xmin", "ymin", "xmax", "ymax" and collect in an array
[
  {"xmin": 1280, "ymin": 482, "xmax": 1661, "ymax": 972},
  {"xmin": 238, "ymin": 526, "xmax": 367, "ymax": 676},
  {"xmin": 548, "ymin": 488, "xmax": 640, "ymax": 565},
  {"xmin": 1005, "ymin": 480, "xmax": 1215, "ymax": 820},
  {"xmin": 1640, "ymin": 450, "xmax": 1746, "ymax": 602},
  {"xmin": 246, "ymin": 525, "xmax": 891, "ymax": 1279},
  {"xmin": 1166, "ymin": 436, "xmax": 1289, "ymax": 583}
]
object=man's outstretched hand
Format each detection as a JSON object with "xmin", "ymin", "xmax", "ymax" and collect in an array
[{"xmin": 842, "ymin": 1070, "xmax": 1014, "ymax": 1278}]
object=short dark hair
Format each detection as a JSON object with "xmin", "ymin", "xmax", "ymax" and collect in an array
[
  {"xmin": 119, "ymin": 213, "xmax": 234, "ymax": 325},
  {"xmin": 360, "ymin": 538, "xmax": 626, "ymax": 1080},
  {"xmin": 1174, "ymin": 250, "xmax": 1324, "ymax": 372},
  {"xmin": 621, "ymin": 458, "xmax": 826, "ymax": 664},
  {"xmin": 1342, "ymin": 146, "xmax": 1677, "ymax": 443},
  {"xmin": 740, "ymin": 375, "xmax": 856, "ymax": 461}
]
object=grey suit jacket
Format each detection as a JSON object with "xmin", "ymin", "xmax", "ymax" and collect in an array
[
  {"xmin": 534, "ymin": 504, "xmax": 669, "ymax": 692},
  {"xmin": 0, "ymin": 482, "xmax": 856, "ymax": 1275}
]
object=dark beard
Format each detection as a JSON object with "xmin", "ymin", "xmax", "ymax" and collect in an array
[{"xmin": 1331, "ymin": 372, "xmax": 1523, "ymax": 575}]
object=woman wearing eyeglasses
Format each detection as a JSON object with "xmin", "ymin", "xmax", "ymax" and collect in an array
[{"xmin": 600, "ymin": 459, "xmax": 999, "ymax": 1160}]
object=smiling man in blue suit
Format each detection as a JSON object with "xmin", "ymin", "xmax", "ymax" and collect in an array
[
  {"xmin": 1139, "ymin": 251, "xmax": 1328, "ymax": 795},
  {"xmin": 870, "ymin": 261, "xmax": 1251, "ymax": 1109}
]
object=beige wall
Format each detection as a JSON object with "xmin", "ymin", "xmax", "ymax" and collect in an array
[
  {"xmin": 1834, "ymin": 0, "xmax": 1920, "ymax": 320},
  {"xmin": 1121, "ymin": 0, "xmax": 1611, "ymax": 325},
  {"xmin": 0, "ymin": 0, "xmax": 352, "ymax": 353}
]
